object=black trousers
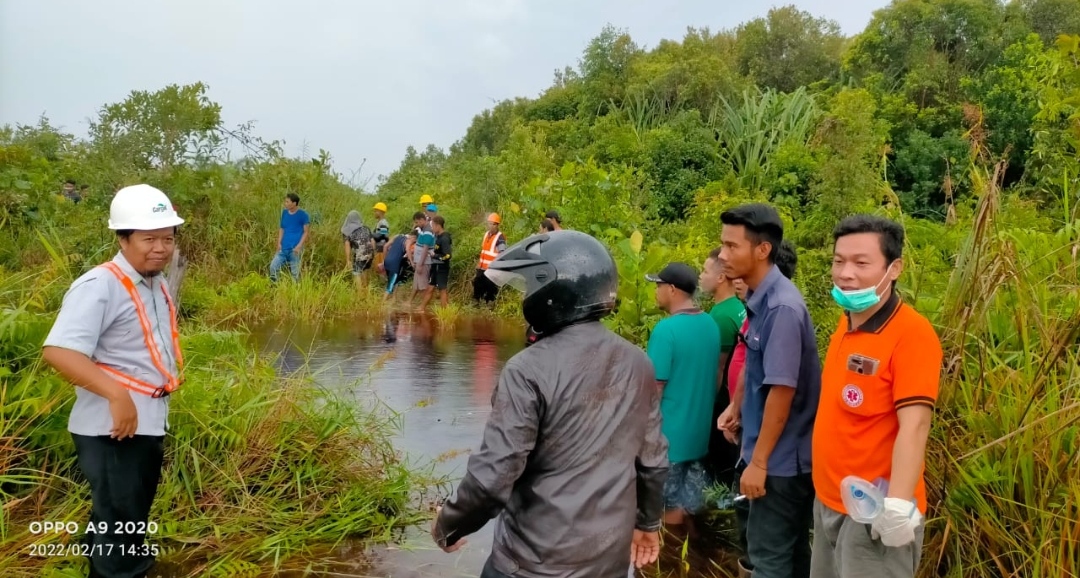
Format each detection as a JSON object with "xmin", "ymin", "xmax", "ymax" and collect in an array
[
  {"xmin": 734, "ymin": 467, "xmax": 814, "ymax": 578},
  {"xmin": 72, "ymin": 434, "xmax": 165, "ymax": 578},
  {"xmin": 705, "ymin": 392, "xmax": 740, "ymax": 488},
  {"xmin": 473, "ymin": 268, "xmax": 499, "ymax": 302}
]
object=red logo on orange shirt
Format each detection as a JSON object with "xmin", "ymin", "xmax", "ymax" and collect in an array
[{"xmin": 842, "ymin": 384, "xmax": 864, "ymax": 408}]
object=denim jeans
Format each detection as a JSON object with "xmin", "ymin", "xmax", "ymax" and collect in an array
[
  {"xmin": 269, "ymin": 249, "xmax": 301, "ymax": 281},
  {"xmin": 72, "ymin": 434, "xmax": 165, "ymax": 578},
  {"xmin": 739, "ymin": 471, "xmax": 815, "ymax": 578}
]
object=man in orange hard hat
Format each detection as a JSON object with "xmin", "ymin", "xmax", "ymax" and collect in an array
[{"xmin": 472, "ymin": 212, "xmax": 507, "ymax": 305}]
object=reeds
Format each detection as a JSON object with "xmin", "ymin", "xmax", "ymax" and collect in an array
[
  {"xmin": 0, "ymin": 272, "xmax": 432, "ymax": 577},
  {"xmin": 922, "ymin": 160, "xmax": 1080, "ymax": 577}
]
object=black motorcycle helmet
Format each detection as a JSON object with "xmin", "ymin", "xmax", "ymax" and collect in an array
[{"xmin": 485, "ymin": 230, "xmax": 618, "ymax": 334}]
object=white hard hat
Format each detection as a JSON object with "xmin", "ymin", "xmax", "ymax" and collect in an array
[{"xmin": 108, "ymin": 184, "xmax": 185, "ymax": 231}]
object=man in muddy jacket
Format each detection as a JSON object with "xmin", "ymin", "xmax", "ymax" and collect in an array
[{"xmin": 431, "ymin": 230, "xmax": 669, "ymax": 578}]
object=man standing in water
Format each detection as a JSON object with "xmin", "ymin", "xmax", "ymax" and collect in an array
[
  {"xmin": 419, "ymin": 215, "xmax": 452, "ymax": 310},
  {"xmin": 809, "ymin": 215, "xmax": 941, "ymax": 578},
  {"xmin": 407, "ymin": 211, "xmax": 434, "ymax": 306},
  {"xmin": 431, "ymin": 230, "xmax": 669, "ymax": 578},
  {"xmin": 269, "ymin": 193, "xmax": 310, "ymax": 282},
  {"xmin": 42, "ymin": 184, "xmax": 185, "ymax": 578},
  {"xmin": 716, "ymin": 203, "xmax": 820, "ymax": 578}
]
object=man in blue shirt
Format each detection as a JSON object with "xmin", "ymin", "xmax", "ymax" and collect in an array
[
  {"xmin": 716, "ymin": 203, "xmax": 821, "ymax": 578},
  {"xmin": 270, "ymin": 193, "xmax": 310, "ymax": 282}
]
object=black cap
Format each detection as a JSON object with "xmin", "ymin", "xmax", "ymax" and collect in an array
[
  {"xmin": 645, "ymin": 262, "xmax": 698, "ymax": 295},
  {"xmin": 544, "ymin": 210, "xmax": 561, "ymax": 223}
]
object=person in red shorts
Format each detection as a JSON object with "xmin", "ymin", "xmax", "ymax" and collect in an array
[{"xmin": 809, "ymin": 215, "xmax": 942, "ymax": 578}]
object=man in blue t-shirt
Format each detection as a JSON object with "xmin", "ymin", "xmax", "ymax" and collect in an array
[
  {"xmin": 645, "ymin": 262, "xmax": 721, "ymax": 539},
  {"xmin": 270, "ymin": 193, "xmax": 311, "ymax": 282}
]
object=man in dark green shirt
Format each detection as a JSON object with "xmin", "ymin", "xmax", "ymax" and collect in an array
[
  {"xmin": 702, "ymin": 247, "xmax": 748, "ymax": 369},
  {"xmin": 700, "ymin": 246, "xmax": 748, "ymax": 490}
]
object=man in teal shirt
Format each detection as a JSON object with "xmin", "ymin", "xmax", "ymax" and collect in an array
[
  {"xmin": 700, "ymin": 247, "xmax": 748, "ymax": 488},
  {"xmin": 646, "ymin": 262, "xmax": 721, "ymax": 538}
]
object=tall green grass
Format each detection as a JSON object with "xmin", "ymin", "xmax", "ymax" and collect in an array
[
  {"xmin": 923, "ymin": 162, "xmax": 1080, "ymax": 577},
  {"xmin": 182, "ymin": 271, "xmax": 390, "ymax": 326},
  {"xmin": 0, "ymin": 271, "xmax": 433, "ymax": 577}
]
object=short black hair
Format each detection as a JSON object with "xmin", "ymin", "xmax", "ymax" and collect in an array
[
  {"xmin": 707, "ymin": 247, "xmax": 722, "ymax": 261},
  {"xmin": 720, "ymin": 203, "xmax": 783, "ymax": 263},
  {"xmin": 79, "ymin": 184, "xmax": 89, "ymax": 190},
  {"xmin": 545, "ymin": 210, "xmax": 561, "ymax": 224},
  {"xmin": 65, "ymin": 179, "xmax": 76, "ymax": 185},
  {"xmin": 776, "ymin": 240, "xmax": 797, "ymax": 280},
  {"xmin": 432, "ymin": 215, "xmax": 446, "ymax": 227},
  {"xmin": 540, "ymin": 219, "xmax": 555, "ymax": 232},
  {"xmin": 412, "ymin": 211, "xmax": 426, "ymax": 221},
  {"xmin": 833, "ymin": 215, "xmax": 904, "ymax": 264},
  {"xmin": 285, "ymin": 193, "xmax": 300, "ymax": 205}
]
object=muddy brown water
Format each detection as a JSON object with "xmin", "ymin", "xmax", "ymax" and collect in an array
[{"xmin": 237, "ymin": 313, "xmax": 738, "ymax": 578}]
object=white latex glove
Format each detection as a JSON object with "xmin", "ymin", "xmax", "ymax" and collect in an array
[{"xmin": 871, "ymin": 497, "xmax": 922, "ymax": 548}]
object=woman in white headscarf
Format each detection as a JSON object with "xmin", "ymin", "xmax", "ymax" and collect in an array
[{"xmin": 342, "ymin": 210, "xmax": 375, "ymax": 276}]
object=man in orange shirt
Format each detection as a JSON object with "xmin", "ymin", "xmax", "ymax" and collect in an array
[{"xmin": 810, "ymin": 215, "xmax": 942, "ymax": 578}]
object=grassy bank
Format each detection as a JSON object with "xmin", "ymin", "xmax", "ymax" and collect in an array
[
  {"xmin": 0, "ymin": 271, "xmax": 434, "ymax": 577},
  {"xmin": 921, "ymin": 165, "xmax": 1080, "ymax": 577}
]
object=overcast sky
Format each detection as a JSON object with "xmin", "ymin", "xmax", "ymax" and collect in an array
[{"xmin": 0, "ymin": 0, "xmax": 890, "ymax": 189}]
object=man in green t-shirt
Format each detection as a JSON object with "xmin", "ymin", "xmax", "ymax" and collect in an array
[
  {"xmin": 700, "ymin": 247, "xmax": 748, "ymax": 488},
  {"xmin": 702, "ymin": 247, "xmax": 747, "ymax": 371},
  {"xmin": 645, "ymin": 262, "xmax": 721, "ymax": 537}
]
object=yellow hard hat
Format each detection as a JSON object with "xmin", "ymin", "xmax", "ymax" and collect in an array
[
  {"xmin": 419, "ymin": 194, "xmax": 434, "ymax": 205},
  {"xmin": 373, "ymin": 202, "xmax": 388, "ymax": 212},
  {"xmin": 488, "ymin": 212, "xmax": 501, "ymax": 224}
]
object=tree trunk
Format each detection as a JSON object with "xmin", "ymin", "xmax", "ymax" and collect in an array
[{"xmin": 168, "ymin": 247, "xmax": 188, "ymax": 309}]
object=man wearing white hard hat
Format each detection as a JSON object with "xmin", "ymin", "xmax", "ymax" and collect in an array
[{"xmin": 42, "ymin": 184, "xmax": 185, "ymax": 578}]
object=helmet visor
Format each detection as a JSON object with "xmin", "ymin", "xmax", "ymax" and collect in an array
[{"xmin": 485, "ymin": 269, "xmax": 527, "ymax": 292}]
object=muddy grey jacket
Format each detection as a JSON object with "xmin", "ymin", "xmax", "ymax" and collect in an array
[{"xmin": 434, "ymin": 321, "xmax": 669, "ymax": 578}]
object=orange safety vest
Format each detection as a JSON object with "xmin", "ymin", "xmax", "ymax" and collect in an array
[
  {"xmin": 96, "ymin": 262, "xmax": 184, "ymax": 398},
  {"xmin": 478, "ymin": 231, "xmax": 505, "ymax": 270}
]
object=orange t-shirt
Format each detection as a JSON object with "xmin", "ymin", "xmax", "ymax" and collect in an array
[{"xmin": 812, "ymin": 295, "xmax": 942, "ymax": 515}]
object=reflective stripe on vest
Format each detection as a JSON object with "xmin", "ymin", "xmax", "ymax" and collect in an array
[
  {"xmin": 96, "ymin": 262, "xmax": 184, "ymax": 398},
  {"xmin": 478, "ymin": 231, "xmax": 504, "ymax": 270}
]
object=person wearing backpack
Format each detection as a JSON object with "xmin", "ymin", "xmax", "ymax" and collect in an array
[{"xmin": 342, "ymin": 210, "xmax": 375, "ymax": 277}]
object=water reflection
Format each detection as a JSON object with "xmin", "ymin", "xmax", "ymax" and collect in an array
[{"xmin": 248, "ymin": 314, "xmax": 736, "ymax": 578}]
